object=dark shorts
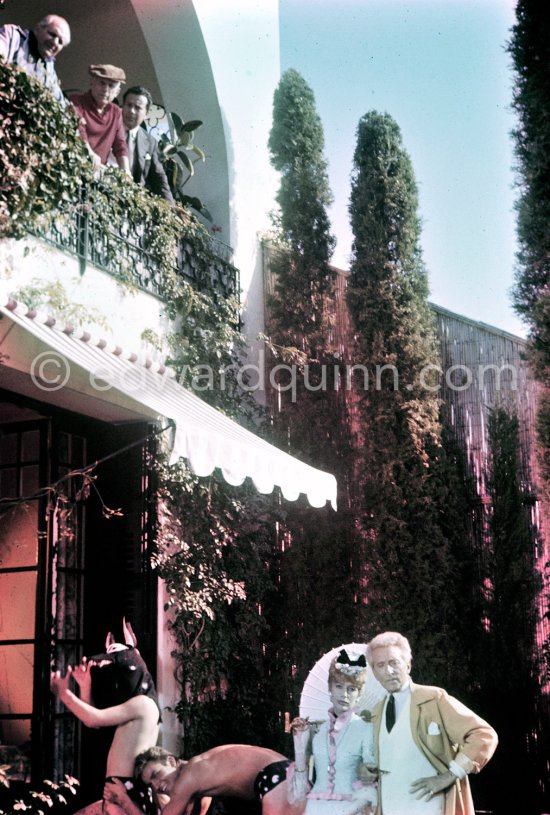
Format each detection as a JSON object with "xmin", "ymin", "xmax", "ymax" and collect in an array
[
  {"xmin": 105, "ymin": 776, "xmax": 158, "ymax": 815},
  {"xmin": 253, "ymin": 760, "xmax": 291, "ymax": 801}
]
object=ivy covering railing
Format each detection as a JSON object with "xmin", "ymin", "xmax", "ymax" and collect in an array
[{"xmin": 0, "ymin": 61, "xmax": 238, "ymax": 300}]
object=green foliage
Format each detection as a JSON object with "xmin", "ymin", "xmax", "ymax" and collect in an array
[
  {"xmin": 508, "ymin": 22, "xmax": 550, "ymax": 800},
  {"xmin": 483, "ymin": 406, "xmax": 546, "ymax": 813},
  {"xmin": 12, "ymin": 279, "xmax": 109, "ymax": 330},
  {"xmin": 0, "ymin": 62, "xmax": 89, "ymax": 233},
  {"xmin": 263, "ymin": 70, "xmax": 365, "ymax": 730},
  {"xmin": 0, "ymin": 61, "xmax": 221, "ymax": 278},
  {"xmin": 487, "ymin": 407, "xmax": 542, "ymax": 687},
  {"xmin": 156, "ymin": 113, "xmax": 212, "ymax": 221},
  {"xmin": 348, "ymin": 111, "xmax": 440, "ymax": 451},
  {"xmin": 345, "ymin": 111, "xmax": 468, "ymax": 677},
  {"xmin": 261, "ymin": 500, "xmax": 363, "ymax": 735},
  {"xmin": 153, "ymin": 459, "xmax": 283, "ymax": 753},
  {"xmin": 349, "ymin": 112, "xmax": 421, "ymax": 275},
  {"xmin": 0, "ymin": 63, "xmax": 219, "ymax": 300},
  {"xmin": 268, "ymin": 69, "xmax": 335, "ymax": 343},
  {"xmin": 509, "ymin": 1, "xmax": 550, "ymax": 319},
  {"xmin": 509, "ymin": 3, "xmax": 550, "ymax": 507}
]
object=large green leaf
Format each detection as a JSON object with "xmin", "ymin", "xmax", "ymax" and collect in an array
[
  {"xmin": 181, "ymin": 120, "xmax": 203, "ymax": 133},
  {"xmin": 177, "ymin": 151, "xmax": 194, "ymax": 175},
  {"xmin": 167, "ymin": 158, "xmax": 184, "ymax": 190},
  {"xmin": 177, "ymin": 131, "xmax": 192, "ymax": 148},
  {"xmin": 179, "ymin": 194, "xmax": 213, "ymax": 222},
  {"xmin": 170, "ymin": 111, "xmax": 184, "ymax": 136},
  {"xmin": 191, "ymin": 145, "xmax": 206, "ymax": 162}
]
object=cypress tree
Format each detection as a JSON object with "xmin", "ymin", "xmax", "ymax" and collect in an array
[
  {"xmin": 347, "ymin": 111, "xmax": 462, "ymax": 681},
  {"xmin": 509, "ymin": 0, "xmax": 550, "ymax": 320},
  {"xmin": 263, "ymin": 71, "xmax": 360, "ymax": 719},
  {"xmin": 508, "ymin": 12, "xmax": 550, "ymax": 805},
  {"xmin": 483, "ymin": 407, "xmax": 547, "ymax": 814},
  {"xmin": 267, "ymin": 68, "xmax": 335, "ymax": 347},
  {"xmin": 509, "ymin": 1, "xmax": 550, "ymax": 489}
]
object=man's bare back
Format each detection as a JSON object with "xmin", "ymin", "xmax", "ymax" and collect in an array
[
  {"xmin": 140, "ymin": 744, "xmax": 302, "ymax": 815},
  {"xmin": 173, "ymin": 745, "xmax": 286, "ymax": 799}
]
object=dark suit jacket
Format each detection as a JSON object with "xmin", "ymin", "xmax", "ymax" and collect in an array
[{"xmin": 132, "ymin": 127, "xmax": 174, "ymax": 204}]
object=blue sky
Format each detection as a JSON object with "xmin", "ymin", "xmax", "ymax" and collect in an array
[{"xmin": 279, "ymin": 0, "xmax": 523, "ymax": 336}]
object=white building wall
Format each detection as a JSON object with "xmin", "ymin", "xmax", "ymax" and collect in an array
[
  {"xmin": 0, "ymin": 238, "xmax": 170, "ymax": 357},
  {"xmin": 129, "ymin": 0, "xmax": 280, "ymax": 353}
]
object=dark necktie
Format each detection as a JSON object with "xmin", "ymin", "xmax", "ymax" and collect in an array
[{"xmin": 386, "ymin": 693, "xmax": 396, "ymax": 732}]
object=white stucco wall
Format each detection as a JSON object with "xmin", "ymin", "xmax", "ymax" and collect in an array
[
  {"xmin": 129, "ymin": 0, "xmax": 281, "ymax": 352},
  {"xmin": 0, "ymin": 238, "xmax": 170, "ymax": 358}
]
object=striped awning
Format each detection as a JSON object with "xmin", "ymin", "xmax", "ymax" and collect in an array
[{"xmin": 0, "ymin": 297, "xmax": 337, "ymax": 509}]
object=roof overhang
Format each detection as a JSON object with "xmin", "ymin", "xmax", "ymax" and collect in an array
[{"xmin": 0, "ymin": 297, "xmax": 337, "ymax": 509}]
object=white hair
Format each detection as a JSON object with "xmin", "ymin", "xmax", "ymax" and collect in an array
[
  {"xmin": 36, "ymin": 15, "xmax": 71, "ymax": 44},
  {"xmin": 365, "ymin": 631, "xmax": 412, "ymax": 666}
]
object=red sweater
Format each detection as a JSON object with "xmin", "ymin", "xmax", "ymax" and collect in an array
[{"xmin": 70, "ymin": 91, "xmax": 128, "ymax": 165}]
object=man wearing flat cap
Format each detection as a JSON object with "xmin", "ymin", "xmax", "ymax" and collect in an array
[{"xmin": 70, "ymin": 64, "xmax": 130, "ymax": 172}]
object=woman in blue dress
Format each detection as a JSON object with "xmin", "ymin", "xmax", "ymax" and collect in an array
[{"xmin": 289, "ymin": 650, "xmax": 377, "ymax": 815}]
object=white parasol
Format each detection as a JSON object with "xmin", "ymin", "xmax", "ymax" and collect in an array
[{"xmin": 299, "ymin": 642, "xmax": 386, "ymax": 721}]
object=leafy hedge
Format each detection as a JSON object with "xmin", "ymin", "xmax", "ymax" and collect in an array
[{"xmin": 0, "ymin": 61, "xmax": 88, "ymax": 231}]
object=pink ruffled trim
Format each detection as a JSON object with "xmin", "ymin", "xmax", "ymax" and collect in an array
[
  {"xmin": 308, "ymin": 792, "xmax": 354, "ymax": 801},
  {"xmin": 322, "ymin": 708, "xmax": 355, "ymax": 796}
]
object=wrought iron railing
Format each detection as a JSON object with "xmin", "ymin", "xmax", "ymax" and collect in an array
[{"xmin": 28, "ymin": 187, "xmax": 239, "ymax": 302}]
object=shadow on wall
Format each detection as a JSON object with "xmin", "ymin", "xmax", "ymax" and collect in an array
[{"xmin": 2, "ymin": 0, "xmax": 161, "ymax": 95}]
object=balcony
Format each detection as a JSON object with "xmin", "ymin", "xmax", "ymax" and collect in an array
[
  {"xmin": 27, "ymin": 182, "xmax": 239, "ymax": 300},
  {"xmin": 0, "ymin": 61, "xmax": 239, "ymax": 304}
]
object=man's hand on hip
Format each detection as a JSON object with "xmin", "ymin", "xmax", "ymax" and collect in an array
[{"xmin": 410, "ymin": 770, "xmax": 457, "ymax": 801}]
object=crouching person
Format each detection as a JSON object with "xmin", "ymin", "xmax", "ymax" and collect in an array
[{"xmin": 51, "ymin": 619, "xmax": 160, "ymax": 815}]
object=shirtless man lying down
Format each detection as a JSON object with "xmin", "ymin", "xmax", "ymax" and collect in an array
[{"xmin": 105, "ymin": 744, "xmax": 304, "ymax": 815}]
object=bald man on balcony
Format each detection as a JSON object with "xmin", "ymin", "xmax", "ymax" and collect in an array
[{"xmin": 0, "ymin": 14, "xmax": 70, "ymax": 105}]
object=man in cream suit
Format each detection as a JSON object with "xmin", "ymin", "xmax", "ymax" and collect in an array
[{"xmin": 365, "ymin": 632, "xmax": 497, "ymax": 815}]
